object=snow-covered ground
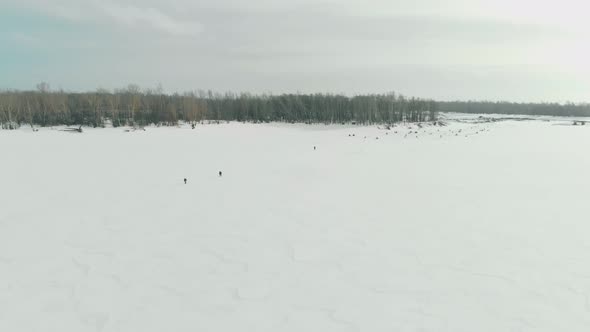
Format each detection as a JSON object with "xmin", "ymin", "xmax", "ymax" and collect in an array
[{"xmin": 2, "ymin": 115, "xmax": 590, "ymax": 331}]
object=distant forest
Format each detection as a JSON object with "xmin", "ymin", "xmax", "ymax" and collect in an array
[
  {"xmin": 0, "ymin": 83, "xmax": 437, "ymax": 129},
  {"xmin": 439, "ymin": 101, "xmax": 590, "ymax": 117},
  {"xmin": 2, "ymin": 83, "xmax": 590, "ymax": 129}
]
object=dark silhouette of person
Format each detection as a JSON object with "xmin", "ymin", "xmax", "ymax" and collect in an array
[
  {"xmin": 314, "ymin": 146, "xmax": 316, "ymax": 150},
  {"xmin": 184, "ymin": 178, "xmax": 187, "ymax": 184},
  {"xmin": 219, "ymin": 171, "xmax": 222, "ymax": 177}
]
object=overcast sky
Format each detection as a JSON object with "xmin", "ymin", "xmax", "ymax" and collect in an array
[{"xmin": 1, "ymin": 0, "xmax": 589, "ymax": 102}]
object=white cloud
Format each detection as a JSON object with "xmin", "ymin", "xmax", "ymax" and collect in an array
[
  {"xmin": 10, "ymin": 0, "xmax": 202, "ymax": 37},
  {"xmin": 97, "ymin": 1, "xmax": 202, "ymax": 36}
]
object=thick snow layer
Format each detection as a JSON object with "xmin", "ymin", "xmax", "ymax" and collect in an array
[{"xmin": 2, "ymin": 117, "xmax": 590, "ymax": 331}]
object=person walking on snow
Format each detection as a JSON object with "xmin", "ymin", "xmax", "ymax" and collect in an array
[{"xmin": 184, "ymin": 178, "xmax": 187, "ymax": 184}]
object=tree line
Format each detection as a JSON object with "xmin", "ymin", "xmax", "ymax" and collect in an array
[
  {"xmin": 5, "ymin": 84, "xmax": 587, "ymax": 130},
  {"xmin": 0, "ymin": 84, "xmax": 437, "ymax": 129},
  {"xmin": 438, "ymin": 101, "xmax": 590, "ymax": 117}
]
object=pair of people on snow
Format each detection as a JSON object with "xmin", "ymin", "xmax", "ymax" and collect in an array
[{"xmin": 184, "ymin": 172, "xmax": 222, "ymax": 184}]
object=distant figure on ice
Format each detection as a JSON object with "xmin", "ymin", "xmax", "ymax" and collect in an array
[
  {"xmin": 219, "ymin": 171, "xmax": 223, "ymax": 177},
  {"xmin": 184, "ymin": 178, "xmax": 187, "ymax": 184},
  {"xmin": 314, "ymin": 146, "xmax": 316, "ymax": 150}
]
